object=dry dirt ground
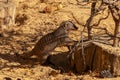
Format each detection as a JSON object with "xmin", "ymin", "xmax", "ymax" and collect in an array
[{"xmin": 0, "ymin": 0, "xmax": 120, "ymax": 80}]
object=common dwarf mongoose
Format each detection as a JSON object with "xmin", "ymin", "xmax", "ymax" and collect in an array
[{"xmin": 21, "ymin": 21, "xmax": 78, "ymax": 64}]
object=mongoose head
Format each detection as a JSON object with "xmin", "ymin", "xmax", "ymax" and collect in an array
[{"xmin": 60, "ymin": 21, "xmax": 78, "ymax": 31}]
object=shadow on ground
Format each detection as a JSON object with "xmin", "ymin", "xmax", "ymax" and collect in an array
[{"xmin": 0, "ymin": 52, "xmax": 71, "ymax": 73}]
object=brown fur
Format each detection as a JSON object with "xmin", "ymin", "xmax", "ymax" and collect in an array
[{"xmin": 21, "ymin": 21, "xmax": 78, "ymax": 64}]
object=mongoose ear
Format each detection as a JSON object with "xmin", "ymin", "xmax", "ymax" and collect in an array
[{"xmin": 65, "ymin": 22, "xmax": 69, "ymax": 28}]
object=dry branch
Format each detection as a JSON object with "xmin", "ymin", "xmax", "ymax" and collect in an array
[
  {"xmin": 92, "ymin": 10, "xmax": 110, "ymax": 27},
  {"xmin": 107, "ymin": 2, "xmax": 120, "ymax": 47},
  {"xmin": 85, "ymin": 1, "xmax": 97, "ymax": 40}
]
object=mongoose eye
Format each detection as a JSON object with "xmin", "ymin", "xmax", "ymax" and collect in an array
[{"xmin": 73, "ymin": 24, "xmax": 78, "ymax": 30}]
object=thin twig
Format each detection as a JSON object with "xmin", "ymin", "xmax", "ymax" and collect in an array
[{"xmin": 92, "ymin": 10, "xmax": 110, "ymax": 27}]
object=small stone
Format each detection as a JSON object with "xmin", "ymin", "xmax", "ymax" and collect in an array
[
  {"xmin": 57, "ymin": 4, "xmax": 63, "ymax": 10},
  {"xmin": 17, "ymin": 78, "xmax": 21, "ymax": 80},
  {"xmin": 100, "ymin": 70, "xmax": 112, "ymax": 78},
  {"xmin": 4, "ymin": 77, "xmax": 12, "ymax": 80},
  {"xmin": 43, "ymin": 5, "xmax": 52, "ymax": 13}
]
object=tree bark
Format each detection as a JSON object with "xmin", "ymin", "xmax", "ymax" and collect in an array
[
  {"xmin": 108, "ymin": 5, "xmax": 120, "ymax": 47},
  {"xmin": 71, "ymin": 41, "xmax": 120, "ymax": 76},
  {"xmin": 86, "ymin": 2, "xmax": 96, "ymax": 40}
]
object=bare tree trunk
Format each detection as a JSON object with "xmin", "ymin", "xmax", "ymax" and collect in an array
[
  {"xmin": 86, "ymin": 2, "xmax": 96, "ymax": 40},
  {"xmin": 113, "ymin": 21, "xmax": 120, "ymax": 47},
  {"xmin": 108, "ymin": 5, "xmax": 120, "ymax": 47}
]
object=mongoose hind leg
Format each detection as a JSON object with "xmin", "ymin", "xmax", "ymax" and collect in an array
[{"xmin": 36, "ymin": 52, "xmax": 50, "ymax": 64}]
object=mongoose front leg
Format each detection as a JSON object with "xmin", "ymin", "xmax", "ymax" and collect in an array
[
  {"xmin": 64, "ymin": 37, "xmax": 78, "ymax": 51},
  {"xmin": 64, "ymin": 37, "xmax": 77, "ymax": 45}
]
